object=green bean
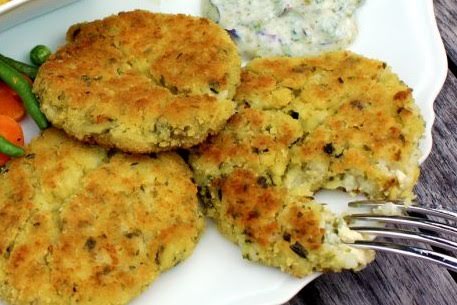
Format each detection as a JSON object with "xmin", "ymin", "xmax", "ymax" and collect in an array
[
  {"xmin": 30, "ymin": 45, "xmax": 52, "ymax": 66},
  {"xmin": 0, "ymin": 53, "xmax": 38, "ymax": 79},
  {"xmin": 0, "ymin": 136, "xmax": 24, "ymax": 157},
  {"xmin": 0, "ymin": 59, "xmax": 48, "ymax": 130}
]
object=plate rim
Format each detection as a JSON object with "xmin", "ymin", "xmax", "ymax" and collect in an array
[
  {"xmin": 0, "ymin": 0, "xmax": 31, "ymax": 15},
  {"xmin": 419, "ymin": 0, "xmax": 448, "ymax": 163}
]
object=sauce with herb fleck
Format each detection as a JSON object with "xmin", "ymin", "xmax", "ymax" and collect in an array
[{"xmin": 204, "ymin": 0, "xmax": 362, "ymax": 59}]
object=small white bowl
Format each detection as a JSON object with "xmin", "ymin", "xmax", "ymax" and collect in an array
[{"xmin": 0, "ymin": 0, "xmax": 80, "ymax": 33}]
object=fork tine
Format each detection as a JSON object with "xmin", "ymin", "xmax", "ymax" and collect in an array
[
  {"xmin": 350, "ymin": 226, "xmax": 457, "ymax": 252},
  {"xmin": 347, "ymin": 240, "xmax": 457, "ymax": 272},
  {"xmin": 349, "ymin": 200, "xmax": 457, "ymax": 221},
  {"xmin": 346, "ymin": 214, "xmax": 457, "ymax": 237}
]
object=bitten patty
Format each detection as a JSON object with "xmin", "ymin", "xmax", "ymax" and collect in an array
[
  {"xmin": 190, "ymin": 51, "xmax": 424, "ymax": 276},
  {"xmin": 199, "ymin": 168, "xmax": 375, "ymax": 277},
  {"xmin": 234, "ymin": 51, "xmax": 424, "ymax": 200},
  {"xmin": 33, "ymin": 10, "xmax": 240, "ymax": 153},
  {"xmin": 0, "ymin": 129, "xmax": 204, "ymax": 305}
]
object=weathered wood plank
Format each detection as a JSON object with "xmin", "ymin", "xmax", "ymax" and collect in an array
[
  {"xmin": 285, "ymin": 71, "xmax": 457, "ymax": 305},
  {"xmin": 434, "ymin": 0, "xmax": 457, "ymax": 66},
  {"xmin": 416, "ymin": 70, "xmax": 457, "ymax": 212},
  {"xmin": 290, "ymin": 252, "xmax": 457, "ymax": 305}
]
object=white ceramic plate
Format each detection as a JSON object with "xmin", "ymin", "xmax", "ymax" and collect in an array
[
  {"xmin": 0, "ymin": 0, "xmax": 79, "ymax": 32},
  {"xmin": 0, "ymin": 1, "xmax": 447, "ymax": 305}
]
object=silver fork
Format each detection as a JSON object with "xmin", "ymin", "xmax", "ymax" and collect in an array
[{"xmin": 345, "ymin": 200, "xmax": 457, "ymax": 272}]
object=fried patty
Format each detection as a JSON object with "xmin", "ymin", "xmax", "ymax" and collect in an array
[
  {"xmin": 190, "ymin": 51, "xmax": 424, "ymax": 276},
  {"xmin": 0, "ymin": 129, "xmax": 204, "ymax": 305},
  {"xmin": 33, "ymin": 10, "xmax": 240, "ymax": 153},
  {"xmin": 200, "ymin": 169, "xmax": 375, "ymax": 276},
  {"xmin": 234, "ymin": 51, "xmax": 424, "ymax": 200}
]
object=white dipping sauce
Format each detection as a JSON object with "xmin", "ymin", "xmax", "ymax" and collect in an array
[{"xmin": 204, "ymin": 0, "xmax": 362, "ymax": 59}]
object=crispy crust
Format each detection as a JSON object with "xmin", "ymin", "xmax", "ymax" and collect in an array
[
  {"xmin": 34, "ymin": 10, "xmax": 240, "ymax": 153},
  {"xmin": 0, "ymin": 129, "xmax": 204, "ymax": 305},
  {"xmin": 195, "ymin": 166, "xmax": 374, "ymax": 277},
  {"xmin": 193, "ymin": 51, "xmax": 424, "ymax": 202},
  {"xmin": 190, "ymin": 51, "xmax": 424, "ymax": 277},
  {"xmin": 234, "ymin": 51, "xmax": 424, "ymax": 200}
]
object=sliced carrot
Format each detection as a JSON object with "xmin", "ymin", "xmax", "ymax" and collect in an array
[
  {"xmin": 0, "ymin": 114, "xmax": 24, "ymax": 166},
  {"xmin": 0, "ymin": 81, "xmax": 26, "ymax": 121}
]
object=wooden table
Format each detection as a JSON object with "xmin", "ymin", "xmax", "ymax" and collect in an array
[{"xmin": 286, "ymin": 1, "xmax": 457, "ymax": 304}]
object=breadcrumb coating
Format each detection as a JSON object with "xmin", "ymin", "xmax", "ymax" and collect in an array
[
  {"xmin": 0, "ymin": 129, "xmax": 204, "ymax": 305},
  {"xmin": 34, "ymin": 10, "xmax": 240, "ymax": 153},
  {"xmin": 190, "ymin": 51, "xmax": 424, "ymax": 277}
]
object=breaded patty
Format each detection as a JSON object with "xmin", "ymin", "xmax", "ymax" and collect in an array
[
  {"xmin": 0, "ymin": 129, "xmax": 204, "ymax": 305},
  {"xmin": 202, "ymin": 169, "xmax": 374, "ymax": 276},
  {"xmin": 33, "ymin": 10, "xmax": 240, "ymax": 153},
  {"xmin": 190, "ymin": 107, "xmax": 374, "ymax": 276},
  {"xmin": 190, "ymin": 51, "xmax": 424, "ymax": 276},
  {"xmin": 234, "ymin": 51, "xmax": 424, "ymax": 200}
]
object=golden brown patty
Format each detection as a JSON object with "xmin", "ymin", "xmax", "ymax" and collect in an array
[
  {"xmin": 33, "ymin": 10, "xmax": 240, "ymax": 153},
  {"xmin": 235, "ymin": 51, "xmax": 424, "ymax": 200},
  {"xmin": 0, "ymin": 129, "xmax": 204, "ymax": 305},
  {"xmin": 199, "ymin": 169, "xmax": 374, "ymax": 277},
  {"xmin": 190, "ymin": 51, "xmax": 424, "ymax": 276}
]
